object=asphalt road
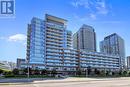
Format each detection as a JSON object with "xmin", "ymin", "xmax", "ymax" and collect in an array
[{"xmin": 0, "ymin": 77, "xmax": 130, "ymax": 87}]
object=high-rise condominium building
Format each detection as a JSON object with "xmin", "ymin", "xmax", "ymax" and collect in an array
[
  {"xmin": 26, "ymin": 14, "xmax": 72, "ymax": 69},
  {"xmin": 73, "ymin": 24, "xmax": 96, "ymax": 52},
  {"xmin": 26, "ymin": 14, "xmax": 120, "ymax": 74},
  {"xmin": 100, "ymin": 33, "xmax": 125, "ymax": 69}
]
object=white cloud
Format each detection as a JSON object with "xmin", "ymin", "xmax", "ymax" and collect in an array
[
  {"xmin": 71, "ymin": 0, "xmax": 89, "ymax": 8},
  {"xmin": 71, "ymin": 0, "xmax": 111, "ymax": 20},
  {"xmin": 74, "ymin": 14, "xmax": 122, "ymax": 24},
  {"xmin": 89, "ymin": 14, "xmax": 96, "ymax": 20},
  {"xmin": 0, "ymin": 34, "xmax": 27, "ymax": 46},
  {"xmin": 8, "ymin": 34, "xmax": 26, "ymax": 42},
  {"xmin": 73, "ymin": 13, "xmax": 96, "ymax": 22},
  {"xmin": 95, "ymin": 0, "xmax": 109, "ymax": 15},
  {"xmin": 74, "ymin": 14, "xmax": 88, "ymax": 22}
]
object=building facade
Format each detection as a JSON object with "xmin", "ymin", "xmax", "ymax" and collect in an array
[
  {"xmin": 100, "ymin": 33, "xmax": 125, "ymax": 69},
  {"xmin": 17, "ymin": 58, "xmax": 27, "ymax": 69},
  {"xmin": 127, "ymin": 56, "xmax": 130, "ymax": 69},
  {"xmin": 26, "ymin": 17, "xmax": 45, "ymax": 68},
  {"xmin": 45, "ymin": 14, "xmax": 72, "ymax": 71},
  {"xmin": 73, "ymin": 24, "xmax": 96, "ymax": 52},
  {"xmin": 0, "ymin": 61, "xmax": 16, "ymax": 70},
  {"xmin": 25, "ymin": 14, "xmax": 120, "ymax": 74},
  {"xmin": 79, "ymin": 50, "xmax": 119, "ymax": 71},
  {"xmin": 26, "ymin": 14, "xmax": 72, "ymax": 69}
]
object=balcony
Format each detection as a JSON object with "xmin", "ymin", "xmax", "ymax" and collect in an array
[
  {"xmin": 46, "ymin": 34, "xmax": 63, "ymax": 40},
  {"xmin": 46, "ymin": 38, "xmax": 63, "ymax": 44},
  {"xmin": 47, "ymin": 31, "xmax": 63, "ymax": 37},
  {"xmin": 46, "ymin": 22, "xmax": 65, "ymax": 30},
  {"xmin": 46, "ymin": 45, "xmax": 63, "ymax": 49},
  {"xmin": 46, "ymin": 42, "xmax": 62, "ymax": 47}
]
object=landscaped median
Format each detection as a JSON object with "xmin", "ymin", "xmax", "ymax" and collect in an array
[{"xmin": 1, "ymin": 68, "xmax": 130, "ymax": 80}]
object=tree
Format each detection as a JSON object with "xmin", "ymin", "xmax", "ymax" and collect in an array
[
  {"xmin": 106, "ymin": 71, "xmax": 110, "ymax": 76},
  {"xmin": 100, "ymin": 70, "xmax": 106, "ymax": 76},
  {"xmin": 34, "ymin": 69, "xmax": 39, "ymax": 74},
  {"xmin": 51, "ymin": 69, "xmax": 57, "ymax": 77},
  {"xmin": 122, "ymin": 71, "xmax": 128, "ymax": 76},
  {"xmin": 23, "ymin": 68, "xmax": 32, "ymax": 75},
  {"xmin": 76, "ymin": 69, "xmax": 82, "ymax": 76},
  {"xmin": 87, "ymin": 66, "xmax": 92, "ymax": 76},
  {"xmin": 23, "ymin": 68, "xmax": 28, "ymax": 74},
  {"xmin": 0, "ymin": 69, "xmax": 3, "ymax": 74},
  {"xmin": 118, "ymin": 70, "xmax": 122, "ymax": 76},
  {"xmin": 128, "ymin": 71, "xmax": 130, "ymax": 76},
  {"xmin": 94, "ymin": 68, "xmax": 100, "ymax": 75},
  {"xmin": 41, "ymin": 69, "xmax": 47, "ymax": 75},
  {"xmin": 112, "ymin": 72, "xmax": 115, "ymax": 76},
  {"xmin": 12, "ymin": 68, "xmax": 19, "ymax": 75},
  {"xmin": 4, "ymin": 71, "xmax": 14, "ymax": 78}
]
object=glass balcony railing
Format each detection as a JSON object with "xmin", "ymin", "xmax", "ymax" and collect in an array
[{"xmin": 46, "ymin": 22, "xmax": 65, "ymax": 30}]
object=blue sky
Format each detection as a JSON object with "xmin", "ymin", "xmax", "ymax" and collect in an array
[{"xmin": 0, "ymin": 0, "xmax": 130, "ymax": 62}]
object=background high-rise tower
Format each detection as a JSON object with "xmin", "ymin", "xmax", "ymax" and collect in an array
[
  {"xmin": 73, "ymin": 24, "xmax": 96, "ymax": 52},
  {"xmin": 100, "ymin": 33, "xmax": 125, "ymax": 68}
]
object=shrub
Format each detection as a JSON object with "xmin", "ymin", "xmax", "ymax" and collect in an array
[
  {"xmin": 122, "ymin": 71, "xmax": 128, "ymax": 76},
  {"xmin": 51, "ymin": 69, "xmax": 57, "ymax": 77},
  {"xmin": 128, "ymin": 71, "xmax": 130, "ymax": 76},
  {"xmin": 100, "ymin": 70, "xmax": 106, "ymax": 77},
  {"xmin": 12, "ymin": 68, "xmax": 19, "ymax": 75},
  {"xmin": 4, "ymin": 71, "xmax": 14, "ymax": 78},
  {"xmin": 0, "ymin": 69, "xmax": 3, "ymax": 74}
]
